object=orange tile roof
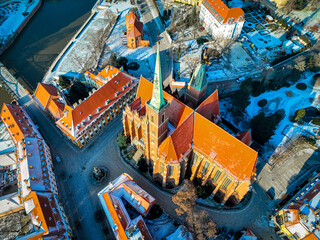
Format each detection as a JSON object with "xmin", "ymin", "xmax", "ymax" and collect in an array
[
  {"xmin": 127, "ymin": 21, "xmax": 143, "ymax": 38},
  {"xmin": 125, "ymin": 11, "xmax": 143, "ymax": 38},
  {"xmin": 159, "ymin": 136, "xmax": 178, "ymax": 162},
  {"xmin": 193, "ymin": 112, "xmax": 257, "ymax": 179},
  {"xmin": 1, "ymin": 103, "xmax": 41, "ymax": 144},
  {"xmin": 159, "ymin": 114, "xmax": 194, "ymax": 163},
  {"xmin": 136, "ymin": 77, "xmax": 193, "ymax": 128},
  {"xmin": 125, "ymin": 10, "xmax": 139, "ymax": 23},
  {"xmin": 85, "ymin": 66, "xmax": 122, "ymax": 87},
  {"xmin": 303, "ymin": 234, "xmax": 320, "ymax": 240},
  {"xmin": 26, "ymin": 191, "xmax": 69, "ymax": 239},
  {"xmin": 134, "ymin": 77, "xmax": 257, "ymax": 180},
  {"xmin": 102, "ymin": 192, "xmax": 128, "ymax": 239},
  {"xmin": 34, "ymin": 83, "xmax": 59, "ymax": 110},
  {"xmin": 195, "ymin": 90, "xmax": 219, "ymax": 121},
  {"xmin": 47, "ymin": 99, "xmax": 65, "ymax": 119},
  {"xmin": 202, "ymin": 0, "xmax": 244, "ymax": 24},
  {"xmin": 56, "ymin": 72, "xmax": 137, "ymax": 138}
]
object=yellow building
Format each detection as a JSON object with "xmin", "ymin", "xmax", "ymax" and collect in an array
[
  {"xmin": 122, "ymin": 44, "xmax": 258, "ymax": 205},
  {"xmin": 272, "ymin": 174, "xmax": 320, "ymax": 239}
]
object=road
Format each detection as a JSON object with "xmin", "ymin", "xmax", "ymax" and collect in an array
[
  {"xmin": 137, "ymin": 0, "xmax": 173, "ymax": 87},
  {"xmin": 22, "ymin": 96, "xmax": 283, "ymax": 239}
]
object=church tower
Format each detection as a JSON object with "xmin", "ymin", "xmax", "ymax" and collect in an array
[{"xmin": 145, "ymin": 43, "xmax": 170, "ymax": 163}]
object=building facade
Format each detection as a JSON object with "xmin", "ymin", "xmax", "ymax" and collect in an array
[
  {"xmin": 122, "ymin": 45, "xmax": 257, "ymax": 205},
  {"xmin": 200, "ymin": 0, "xmax": 245, "ymax": 39},
  {"xmin": 35, "ymin": 67, "xmax": 138, "ymax": 148},
  {"xmin": 98, "ymin": 174, "xmax": 155, "ymax": 240},
  {"xmin": 272, "ymin": 173, "xmax": 320, "ymax": 240},
  {"xmin": 0, "ymin": 103, "xmax": 71, "ymax": 239},
  {"xmin": 125, "ymin": 11, "xmax": 149, "ymax": 49}
]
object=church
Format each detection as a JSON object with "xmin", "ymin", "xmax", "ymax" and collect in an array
[{"xmin": 122, "ymin": 44, "xmax": 258, "ymax": 205}]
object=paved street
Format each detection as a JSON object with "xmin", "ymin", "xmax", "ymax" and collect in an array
[
  {"xmin": 22, "ymin": 97, "xmax": 283, "ymax": 240},
  {"xmin": 137, "ymin": 0, "xmax": 173, "ymax": 87}
]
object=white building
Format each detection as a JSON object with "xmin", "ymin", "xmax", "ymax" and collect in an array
[{"xmin": 200, "ymin": 0, "xmax": 245, "ymax": 39}]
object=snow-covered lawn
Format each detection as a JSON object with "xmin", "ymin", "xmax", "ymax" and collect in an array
[
  {"xmin": 103, "ymin": 7, "xmax": 154, "ymax": 79},
  {"xmin": 0, "ymin": 0, "xmax": 39, "ymax": 46},
  {"xmin": 146, "ymin": 214, "xmax": 177, "ymax": 240},
  {"xmin": 246, "ymin": 72, "xmax": 320, "ymax": 157}
]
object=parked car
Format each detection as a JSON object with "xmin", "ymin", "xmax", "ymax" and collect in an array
[{"xmin": 56, "ymin": 156, "xmax": 62, "ymax": 164}]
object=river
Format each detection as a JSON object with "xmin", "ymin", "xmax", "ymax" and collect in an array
[{"xmin": 0, "ymin": 0, "xmax": 97, "ymax": 109}]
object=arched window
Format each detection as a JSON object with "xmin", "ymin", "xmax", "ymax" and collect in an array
[{"xmin": 162, "ymin": 114, "xmax": 165, "ymax": 123}]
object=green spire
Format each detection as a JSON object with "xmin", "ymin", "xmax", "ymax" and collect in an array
[
  {"xmin": 149, "ymin": 43, "xmax": 166, "ymax": 110},
  {"xmin": 189, "ymin": 63, "xmax": 207, "ymax": 91}
]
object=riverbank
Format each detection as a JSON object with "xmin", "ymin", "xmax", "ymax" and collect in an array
[
  {"xmin": 43, "ymin": 0, "xmax": 135, "ymax": 84},
  {"xmin": 0, "ymin": 0, "xmax": 42, "ymax": 55}
]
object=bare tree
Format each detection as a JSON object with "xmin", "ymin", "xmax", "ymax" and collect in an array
[
  {"xmin": 172, "ymin": 180, "xmax": 196, "ymax": 216},
  {"xmin": 172, "ymin": 181, "xmax": 218, "ymax": 239},
  {"xmin": 73, "ymin": 51, "xmax": 94, "ymax": 73},
  {"xmin": 294, "ymin": 60, "xmax": 306, "ymax": 72}
]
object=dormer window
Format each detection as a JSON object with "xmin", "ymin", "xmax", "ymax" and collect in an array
[
  {"xmin": 115, "ymin": 92, "xmax": 119, "ymax": 97},
  {"xmin": 97, "ymin": 107, "xmax": 101, "ymax": 112},
  {"xmin": 89, "ymin": 114, "xmax": 92, "ymax": 119},
  {"xmin": 106, "ymin": 100, "xmax": 110, "ymax": 105}
]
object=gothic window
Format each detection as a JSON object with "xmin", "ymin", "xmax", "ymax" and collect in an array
[
  {"xmin": 221, "ymin": 177, "xmax": 232, "ymax": 190},
  {"xmin": 168, "ymin": 165, "xmax": 174, "ymax": 177},
  {"xmin": 201, "ymin": 161, "xmax": 209, "ymax": 175},
  {"xmin": 212, "ymin": 170, "xmax": 221, "ymax": 184},
  {"xmin": 152, "ymin": 129, "xmax": 155, "ymax": 135},
  {"xmin": 160, "ymin": 163, "xmax": 164, "ymax": 173},
  {"xmin": 162, "ymin": 114, "xmax": 165, "ymax": 123},
  {"xmin": 191, "ymin": 152, "xmax": 198, "ymax": 165},
  {"xmin": 151, "ymin": 114, "xmax": 154, "ymax": 123}
]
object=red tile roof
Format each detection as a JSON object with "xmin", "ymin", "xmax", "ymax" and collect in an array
[
  {"xmin": 85, "ymin": 66, "xmax": 121, "ymax": 87},
  {"xmin": 236, "ymin": 131, "xmax": 253, "ymax": 146},
  {"xmin": 159, "ymin": 114, "xmax": 194, "ymax": 163},
  {"xmin": 47, "ymin": 99, "xmax": 65, "ymax": 119},
  {"xmin": 56, "ymin": 72, "xmax": 137, "ymax": 138},
  {"xmin": 34, "ymin": 83, "xmax": 59, "ymax": 109},
  {"xmin": 193, "ymin": 112, "xmax": 257, "ymax": 179},
  {"xmin": 127, "ymin": 21, "xmax": 143, "ymax": 38},
  {"xmin": 98, "ymin": 174, "xmax": 154, "ymax": 240},
  {"xmin": 196, "ymin": 90, "xmax": 219, "ymax": 121},
  {"xmin": 1, "ymin": 103, "xmax": 41, "ymax": 144},
  {"xmin": 125, "ymin": 11, "xmax": 140, "ymax": 23},
  {"xmin": 202, "ymin": 0, "xmax": 244, "ymax": 24},
  {"xmin": 126, "ymin": 11, "xmax": 143, "ymax": 38}
]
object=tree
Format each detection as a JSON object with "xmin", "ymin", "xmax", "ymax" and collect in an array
[
  {"xmin": 117, "ymin": 133, "xmax": 128, "ymax": 149},
  {"xmin": 172, "ymin": 180, "xmax": 196, "ymax": 216},
  {"xmin": 231, "ymin": 79, "xmax": 252, "ymax": 112},
  {"xmin": 295, "ymin": 108, "xmax": 306, "ymax": 121},
  {"xmin": 67, "ymin": 81, "xmax": 89, "ymax": 104},
  {"xmin": 294, "ymin": 60, "xmax": 306, "ymax": 72},
  {"xmin": 94, "ymin": 209, "xmax": 105, "ymax": 222},
  {"xmin": 177, "ymin": 45, "xmax": 182, "ymax": 59},
  {"xmin": 251, "ymin": 111, "xmax": 284, "ymax": 145},
  {"xmin": 58, "ymin": 75, "xmax": 71, "ymax": 88},
  {"xmin": 172, "ymin": 181, "xmax": 218, "ymax": 239}
]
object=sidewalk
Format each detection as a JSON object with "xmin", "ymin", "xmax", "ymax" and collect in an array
[{"xmin": 0, "ymin": 62, "xmax": 32, "ymax": 106}]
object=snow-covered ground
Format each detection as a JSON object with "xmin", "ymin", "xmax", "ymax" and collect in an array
[
  {"xmin": 229, "ymin": 0, "xmax": 244, "ymax": 8},
  {"xmin": 173, "ymin": 39, "xmax": 201, "ymax": 82},
  {"xmin": 146, "ymin": 214, "xmax": 178, "ymax": 240},
  {"xmin": 0, "ymin": 0, "xmax": 40, "ymax": 47},
  {"xmin": 245, "ymin": 72, "xmax": 320, "ymax": 158},
  {"xmin": 103, "ymin": 7, "xmax": 154, "ymax": 79},
  {"xmin": 46, "ymin": 1, "xmax": 154, "ymax": 82}
]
